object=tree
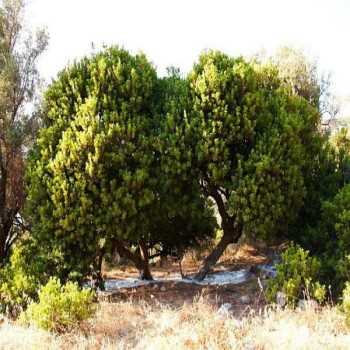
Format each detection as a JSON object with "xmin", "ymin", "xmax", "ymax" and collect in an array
[
  {"xmin": 333, "ymin": 128, "xmax": 350, "ymax": 185},
  {"xmin": 162, "ymin": 51, "xmax": 321, "ymax": 280},
  {"xmin": 26, "ymin": 47, "xmax": 158, "ymax": 283},
  {"xmin": 315, "ymin": 183, "xmax": 350, "ymax": 296},
  {"xmin": 271, "ymin": 47, "xmax": 344, "ymax": 253},
  {"xmin": 26, "ymin": 47, "xmax": 216, "ymax": 284},
  {"xmin": 271, "ymin": 46, "xmax": 337, "ymax": 118},
  {"xmin": 0, "ymin": 0, "xmax": 48, "ymax": 264}
]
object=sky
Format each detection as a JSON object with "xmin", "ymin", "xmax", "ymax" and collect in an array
[{"xmin": 26, "ymin": 0, "xmax": 350, "ymax": 101}]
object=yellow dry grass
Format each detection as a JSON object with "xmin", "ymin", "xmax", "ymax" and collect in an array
[{"xmin": 1, "ymin": 298, "xmax": 350, "ymax": 350}]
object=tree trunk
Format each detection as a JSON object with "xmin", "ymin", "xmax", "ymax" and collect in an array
[
  {"xmin": 194, "ymin": 184, "xmax": 243, "ymax": 281},
  {"xmin": 92, "ymin": 249, "xmax": 105, "ymax": 290},
  {"xmin": 0, "ymin": 162, "xmax": 7, "ymax": 263},
  {"xmin": 0, "ymin": 232, "xmax": 6, "ymax": 265},
  {"xmin": 113, "ymin": 239, "xmax": 153, "ymax": 280},
  {"xmin": 194, "ymin": 228, "xmax": 241, "ymax": 281},
  {"xmin": 138, "ymin": 257, "xmax": 153, "ymax": 280},
  {"xmin": 159, "ymin": 255, "xmax": 168, "ymax": 268},
  {"xmin": 139, "ymin": 241, "xmax": 153, "ymax": 280},
  {"xmin": 0, "ymin": 216, "xmax": 13, "ymax": 266},
  {"xmin": 179, "ymin": 259, "xmax": 185, "ymax": 279}
]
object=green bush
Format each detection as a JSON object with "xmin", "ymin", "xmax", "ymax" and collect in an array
[
  {"xmin": 267, "ymin": 244, "xmax": 326, "ymax": 306},
  {"xmin": 0, "ymin": 237, "xmax": 72, "ymax": 317},
  {"xmin": 0, "ymin": 242, "xmax": 42, "ymax": 317},
  {"xmin": 21, "ymin": 277, "xmax": 96, "ymax": 332},
  {"xmin": 318, "ymin": 184, "xmax": 350, "ymax": 296}
]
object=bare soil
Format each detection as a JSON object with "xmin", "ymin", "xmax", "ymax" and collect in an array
[{"xmin": 100, "ymin": 244, "xmax": 271, "ymax": 316}]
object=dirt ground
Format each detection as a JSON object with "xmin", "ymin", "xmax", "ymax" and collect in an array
[{"xmin": 99, "ymin": 244, "xmax": 272, "ymax": 316}]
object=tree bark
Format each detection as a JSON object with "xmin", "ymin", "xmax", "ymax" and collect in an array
[
  {"xmin": 139, "ymin": 241, "xmax": 153, "ymax": 280},
  {"xmin": 0, "ymin": 152, "xmax": 8, "ymax": 263},
  {"xmin": 0, "ymin": 233, "xmax": 6, "ymax": 265},
  {"xmin": 194, "ymin": 230, "xmax": 235, "ymax": 281},
  {"xmin": 194, "ymin": 186, "xmax": 242, "ymax": 281},
  {"xmin": 92, "ymin": 248, "xmax": 105, "ymax": 290},
  {"xmin": 113, "ymin": 239, "xmax": 153, "ymax": 280}
]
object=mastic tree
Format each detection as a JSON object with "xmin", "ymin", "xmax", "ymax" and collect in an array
[
  {"xmin": 26, "ymin": 47, "xmax": 216, "ymax": 283},
  {"xmin": 0, "ymin": 0, "xmax": 48, "ymax": 264},
  {"xmin": 162, "ymin": 51, "xmax": 321, "ymax": 280}
]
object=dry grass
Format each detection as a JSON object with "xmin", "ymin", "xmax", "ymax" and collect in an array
[{"xmin": 1, "ymin": 298, "xmax": 350, "ymax": 350}]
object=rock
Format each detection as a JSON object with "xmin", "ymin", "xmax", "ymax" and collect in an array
[
  {"xmin": 239, "ymin": 295, "xmax": 251, "ymax": 304},
  {"xmin": 153, "ymin": 284, "xmax": 159, "ymax": 290},
  {"xmin": 276, "ymin": 291, "xmax": 287, "ymax": 307},
  {"xmin": 160, "ymin": 286, "xmax": 166, "ymax": 292},
  {"xmin": 297, "ymin": 299, "xmax": 318, "ymax": 310},
  {"xmin": 217, "ymin": 303, "xmax": 233, "ymax": 317}
]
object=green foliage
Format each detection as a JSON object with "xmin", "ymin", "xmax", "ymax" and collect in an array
[
  {"xmin": 315, "ymin": 183, "xmax": 350, "ymax": 295},
  {"xmin": 267, "ymin": 244, "xmax": 326, "ymax": 306},
  {"xmin": 21, "ymin": 277, "xmax": 95, "ymax": 333},
  {"xmin": 26, "ymin": 47, "xmax": 158, "ymax": 279},
  {"xmin": 0, "ymin": 238, "xmax": 69, "ymax": 317},
  {"xmin": 333, "ymin": 128, "xmax": 350, "ymax": 185},
  {"xmin": 163, "ymin": 50, "xmax": 320, "ymax": 244},
  {"xmin": 26, "ymin": 46, "xmax": 332, "ymax": 282},
  {"xmin": 267, "ymin": 47, "xmax": 342, "ymax": 254},
  {"xmin": 0, "ymin": 242, "xmax": 39, "ymax": 316},
  {"xmin": 26, "ymin": 47, "xmax": 216, "ymax": 281},
  {"xmin": 287, "ymin": 139, "xmax": 343, "ymax": 253}
]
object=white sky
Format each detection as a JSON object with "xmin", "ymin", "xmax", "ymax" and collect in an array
[{"xmin": 26, "ymin": 0, "xmax": 350, "ymax": 99}]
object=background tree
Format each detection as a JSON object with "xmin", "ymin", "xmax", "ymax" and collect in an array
[
  {"xmin": 314, "ymin": 183, "xmax": 350, "ymax": 296},
  {"xmin": 271, "ymin": 46, "xmax": 338, "ymax": 119},
  {"xmin": 271, "ymin": 47, "xmax": 344, "ymax": 253},
  {"xmin": 162, "ymin": 51, "xmax": 321, "ymax": 280},
  {"xmin": 0, "ymin": 0, "xmax": 48, "ymax": 264}
]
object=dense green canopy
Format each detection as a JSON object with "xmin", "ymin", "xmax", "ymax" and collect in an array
[
  {"xmin": 26, "ymin": 46, "xmax": 331, "ymax": 282},
  {"xmin": 161, "ymin": 51, "xmax": 321, "ymax": 279},
  {"xmin": 26, "ymin": 47, "xmax": 216, "ymax": 282}
]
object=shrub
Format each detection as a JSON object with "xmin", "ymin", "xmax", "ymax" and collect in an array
[
  {"xmin": 21, "ymin": 277, "xmax": 96, "ymax": 332},
  {"xmin": 0, "ymin": 242, "xmax": 42, "ymax": 317},
  {"xmin": 318, "ymin": 184, "xmax": 350, "ymax": 296},
  {"xmin": 267, "ymin": 243, "xmax": 326, "ymax": 306},
  {"xmin": 0, "ymin": 237, "xmax": 72, "ymax": 317}
]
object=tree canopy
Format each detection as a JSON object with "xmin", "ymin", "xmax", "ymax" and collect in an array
[
  {"xmin": 26, "ymin": 47, "xmax": 216, "ymax": 283},
  {"xmin": 161, "ymin": 50, "xmax": 321, "ymax": 279},
  {"xmin": 26, "ymin": 46, "xmax": 337, "ymax": 283}
]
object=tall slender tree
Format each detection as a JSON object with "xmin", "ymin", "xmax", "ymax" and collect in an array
[{"xmin": 0, "ymin": 0, "xmax": 48, "ymax": 263}]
